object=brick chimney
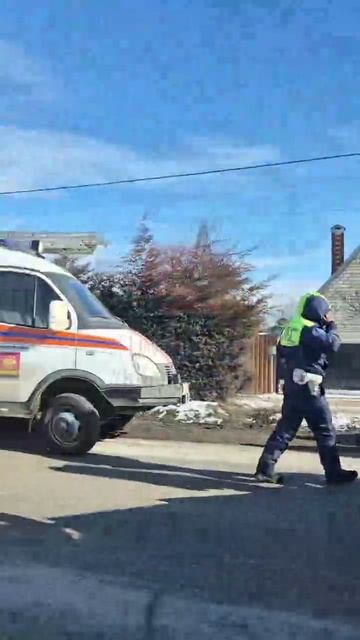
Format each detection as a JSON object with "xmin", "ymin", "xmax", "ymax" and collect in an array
[{"xmin": 331, "ymin": 224, "xmax": 345, "ymax": 274}]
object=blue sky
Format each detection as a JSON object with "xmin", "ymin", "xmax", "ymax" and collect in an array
[{"xmin": 1, "ymin": 0, "xmax": 360, "ymax": 311}]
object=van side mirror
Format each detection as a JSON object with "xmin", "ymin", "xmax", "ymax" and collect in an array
[{"xmin": 49, "ymin": 300, "xmax": 70, "ymax": 332}]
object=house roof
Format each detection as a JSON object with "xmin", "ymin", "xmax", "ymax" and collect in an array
[
  {"xmin": 318, "ymin": 242, "xmax": 360, "ymax": 344},
  {"xmin": 319, "ymin": 244, "xmax": 360, "ymax": 294}
]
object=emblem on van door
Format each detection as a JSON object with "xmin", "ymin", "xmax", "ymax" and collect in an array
[{"xmin": 0, "ymin": 352, "xmax": 20, "ymax": 377}]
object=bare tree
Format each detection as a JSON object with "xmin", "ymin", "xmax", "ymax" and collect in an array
[{"xmin": 53, "ymin": 253, "xmax": 92, "ymax": 282}]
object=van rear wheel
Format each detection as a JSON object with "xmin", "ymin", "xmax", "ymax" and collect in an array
[{"xmin": 43, "ymin": 393, "xmax": 100, "ymax": 455}]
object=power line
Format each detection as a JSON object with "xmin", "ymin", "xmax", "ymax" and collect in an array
[{"xmin": 1, "ymin": 151, "xmax": 360, "ymax": 196}]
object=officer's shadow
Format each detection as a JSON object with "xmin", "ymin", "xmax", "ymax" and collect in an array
[{"xmin": 48, "ymin": 449, "xmax": 360, "ymax": 494}]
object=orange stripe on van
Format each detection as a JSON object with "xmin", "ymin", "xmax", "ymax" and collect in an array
[{"xmin": 0, "ymin": 324, "xmax": 128, "ymax": 351}]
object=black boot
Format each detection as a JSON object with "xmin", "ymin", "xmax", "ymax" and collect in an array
[
  {"xmin": 254, "ymin": 471, "xmax": 284, "ymax": 485},
  {"xmin": 317, "ymin": 445, "xmax": 357, "ymax": 485},
  {"xmin": 326, "ymin": 469, "xmax": 358, "ymax": 485},
  {"xmin": 255, "ymin": 458, "xmax": 284, "ymax": 484}
]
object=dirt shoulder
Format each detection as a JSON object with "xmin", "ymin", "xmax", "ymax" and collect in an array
[
  {"xmin": 123, "ymin": 396, "xmax": 302, "ymax": 448},
  {"xmin": 123, "ymin": 395, "xmax": 360, "ymax": 452}
]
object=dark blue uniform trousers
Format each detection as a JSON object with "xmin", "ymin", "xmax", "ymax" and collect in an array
[{"xmin": 257, "ymin": 385, "xmax": 341, "ymax": 479}]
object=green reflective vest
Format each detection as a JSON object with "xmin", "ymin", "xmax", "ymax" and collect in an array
[{"xmin": 279, "ymin": 292, "xmax": 328, "ymax": 348}]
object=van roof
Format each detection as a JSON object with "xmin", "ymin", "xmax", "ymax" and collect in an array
[{"xmin": 0, "ymin": 246, "xmax": 70, "ymax": 276}]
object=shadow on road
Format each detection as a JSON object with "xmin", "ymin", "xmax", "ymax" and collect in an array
[
  {"xmin": 0, "ymin": 470, "xmax": 360, "ymax": 625},
  {"xmin": 1, "ymin": 430, "xmax": 360, "ymax": 632},
  {"xmin": 52, "ymin": 454, "xmax": 298, "ymax": 491},
  {"xmin": 0, "ymin": 422, "xmax": 359, "ymax": 629},
  {"xmin": 1, "ymin": 418, "xmax": 356, "ymax": 492}
]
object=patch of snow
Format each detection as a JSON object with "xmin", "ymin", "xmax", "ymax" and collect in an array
[
  {"xmin": 149, "ymin": 401, "xmax": 228, "ymax": 426},
  {"xmin": 333, "ymin": 414, "xmax": 352, "ymax": 432},
  {"xmin": 333, "ymin": 414, "xmax": 360, "ymax": 432}
]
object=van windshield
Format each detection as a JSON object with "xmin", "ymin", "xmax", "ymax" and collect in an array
[{"xmin": 47, "ymin": 273, "xmax": 126, "ymax": 328}]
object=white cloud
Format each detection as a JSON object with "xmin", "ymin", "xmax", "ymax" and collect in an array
[
  {"xmin": 252, "ymin": 254, "xmax": 304, "ymax": 270},
  {"xmin": 0, "ymin": 40, "xmax": 55, "ymax": 100},
  {"xmin": 270, "ymin": 277, "xmax": 322, "ymax": 299},
  {"xmin": 180, "ymin": 135, "xmax": 280, "ymax": 168},
  {"xmin": 253, "ymin": 244, "xmax": 333, "ymax": 321},
  {"xmin": 255, "ymin": 250, "xmax": 326, "ymax": 318},
  {"xmin": 252, "ymin": 246, "xmax": 328, "ymax": 273},
  {"xmin": 0, "ymin": 126, "xmax": 281, "ymax": 195},
  {"xmin": 268, "ymin": 276, "xmax": 322, "ymax": 319}
]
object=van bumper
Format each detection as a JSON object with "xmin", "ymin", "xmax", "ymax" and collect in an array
[{"xmin": 103, "ymin": 382, "xmax": 190, "ymax": 409}]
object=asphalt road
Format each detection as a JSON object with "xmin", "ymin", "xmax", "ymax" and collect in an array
[{"xmin": 0, "ymin": 426, "xmax": 360, "ymax": 638}]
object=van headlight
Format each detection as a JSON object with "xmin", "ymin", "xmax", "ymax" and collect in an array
[{"xmin": 132, "ymin": 354, "xmax": 162, "ymax": 379}]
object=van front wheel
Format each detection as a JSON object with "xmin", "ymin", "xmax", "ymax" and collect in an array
[{"xmin": 43, "ymin": 393, "xmax": 100, "ymax": 455}]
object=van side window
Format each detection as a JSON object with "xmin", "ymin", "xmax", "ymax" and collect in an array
[
  {"xmin": 0, "ymin": 272, "xmax": 35, "ymax": 326},
  {"xmin": 34, "ymin": 278, "xmax": 61, "ymax": 329}
]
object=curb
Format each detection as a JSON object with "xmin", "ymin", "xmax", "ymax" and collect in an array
[{"xmin": 0, "ymin": 563, "xmax": 359, "ymax": 639}]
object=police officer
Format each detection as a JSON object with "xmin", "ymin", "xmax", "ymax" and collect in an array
[{"xmin": 255, "ymin": 292, "xmax": 358, "ymax": 485}]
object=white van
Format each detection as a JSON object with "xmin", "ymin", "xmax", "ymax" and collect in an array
[{"xmin": 0, "ymin": 233, "xmax": 188, "ymax": 455}]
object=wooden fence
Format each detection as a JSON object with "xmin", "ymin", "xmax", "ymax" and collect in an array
[{"xmin": 246, "ymin": 332, "xmax": 278, "ymax": 394}]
